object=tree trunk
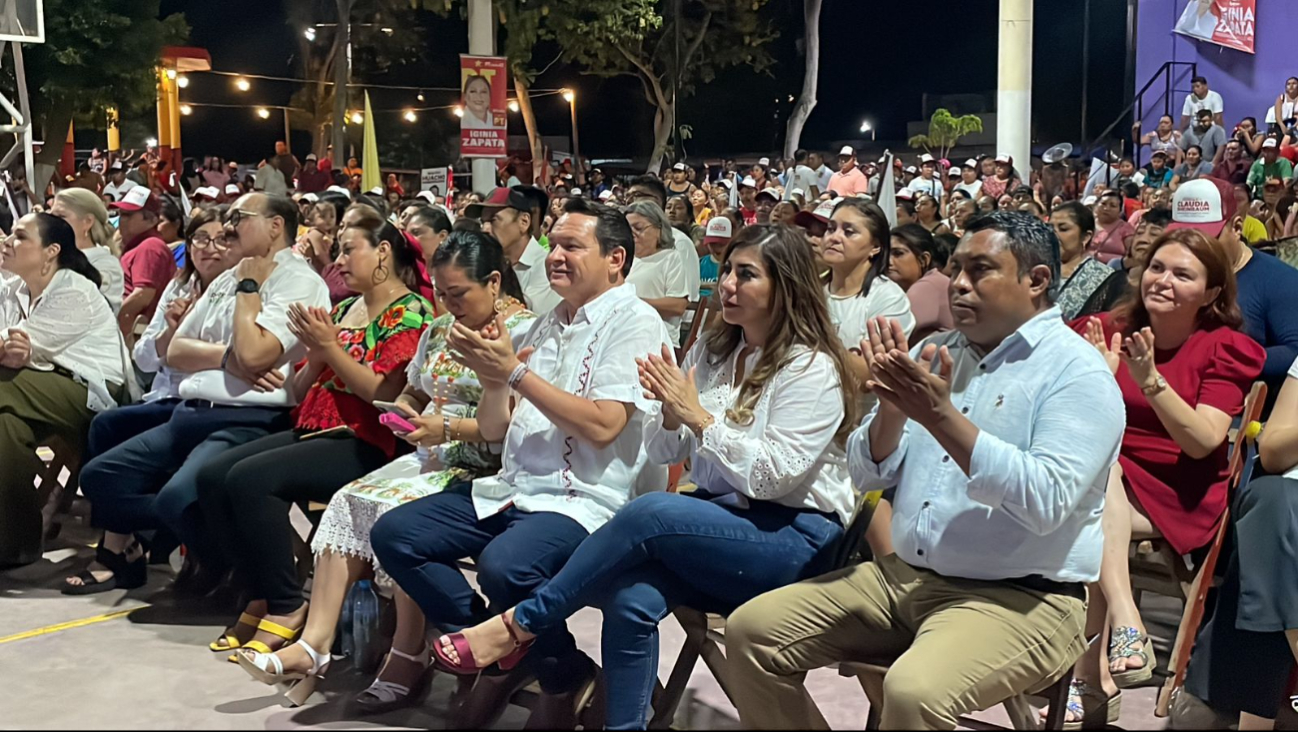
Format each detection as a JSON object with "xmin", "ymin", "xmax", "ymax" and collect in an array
[
  {"xmin": 648, "ymin": 103, "xmax": 674, "ymax": 174},
  {"xmin": 513, "ymin": 72, "xmax": 543, "ymax": 184},
  {"xmin": 783, "ymin": 0, "xmax": 823, "ymax": 159}
]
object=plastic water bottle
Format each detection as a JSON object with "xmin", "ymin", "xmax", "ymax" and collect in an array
[
  {"xmin": 351, "ymin": 580, "xmax": 383, "ymax": 673},
  {"xmin": 338, "ymin": 583, "xmax": 356, "ymax": 660}
]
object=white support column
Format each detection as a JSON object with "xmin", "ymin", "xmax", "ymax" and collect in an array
[
  {"xmin": 468, "ymin": 0, "xmax": 497, "ymax": 194},
  {"xmin": 997, "ymin": 0, "xmax": 1033, "ymax": 174}
]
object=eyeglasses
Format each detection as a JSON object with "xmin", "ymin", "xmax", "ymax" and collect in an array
[
  {"xmin": 190, "ymin": 233, "xmax": 232, "ymax": 251},
  {"xmin": 224, "ymin": 208, "xmax": 264, "ymax": 228}
]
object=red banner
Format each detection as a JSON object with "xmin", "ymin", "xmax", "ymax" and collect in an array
[
  {"xmin": 1174, "ymin": 0, "xmax": 1255, "ymax": 55},
  {"xmin": 459, "ymin": 55, "xmax": 508, "ymax": 158}
]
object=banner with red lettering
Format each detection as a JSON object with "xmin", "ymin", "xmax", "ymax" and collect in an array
[
  {"xmin": 459, "ymin": 55, "xmax": 508, "ymax": 158},
  {"xmin": 1174, "ymin": 0, "xmax": 1255, "ymax": 55}
]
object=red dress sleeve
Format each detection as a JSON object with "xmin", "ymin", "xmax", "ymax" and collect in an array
[
  {"xmin": 370, "ymin": 328, "xmax": 424, "ymax": 376},
  {"xmin": 1197, "ymin": 329, "xmax": 1266, "ymax": 415}
]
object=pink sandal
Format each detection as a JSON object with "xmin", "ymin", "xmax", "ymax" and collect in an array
[{"xmin": 432, "ymin": 612, "xmax": 534, "ymax": 675}]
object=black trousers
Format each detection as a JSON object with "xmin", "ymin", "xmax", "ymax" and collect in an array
[{"xmin": 195, "ymin": 429, "xmax": 389, "ymax": 615}]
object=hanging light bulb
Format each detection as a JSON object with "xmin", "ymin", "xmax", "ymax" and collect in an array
[
  {"xmin": 350, "ymin": 111, "xmax": 364, "ymax": 124},
  {"xmin": 508, "ymin": 100, "xmax": 520, "ymax": 113},
  {"xmin": 562, "ymin": 89, "xmax": 575, "ymax": 103},
  {"xmin": 176, "ymin": 74, "xmax": 189, "ymax": 89},
  {"xmin": 417, "ymin": 91, "xmax": 425, "ymax": 102},
  {"xmin": 235, "ymin": 77, "xmax": 251, "ymax": 92},
  {"xmin": 256, "ymin": 107, "xmax": 271, "ymax": 119},
  {"xmin": 403, "ymin": 109, "xmax": 417, "ymax": 123},
  {"xmin": 165, "ymin": 68, "xmax": 177, "ymax": 80},
  {"xmin": 453, "ymin": 106, "xmax": 464, "ymax": 118},
  {"xmin": 179, "ymin": 104, "xmax": 193, "ymax": 116}
]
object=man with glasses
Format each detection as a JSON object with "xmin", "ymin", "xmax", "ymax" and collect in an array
[
  {"xmin": 627, "ymin": 175, "xmax": 702, "ymax": 308},
  {"xmin": 75, "ymin": 192, "xmax": 331, "ymax": 594},
  {"xmin": 466, "ymin": 187, "xmax": 561, "ymax": 315}
]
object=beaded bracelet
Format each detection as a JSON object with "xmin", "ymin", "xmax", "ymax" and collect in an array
[
  {"xmin": 442, "ymin": 414, "xmax": 452, "ymax": 443},
  {"xmin": 507, "ymin": 362, "xmax": 530, "ymax": 390}
]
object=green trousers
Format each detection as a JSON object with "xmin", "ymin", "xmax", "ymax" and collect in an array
[{"xmin": 0, "ymin": 366, "xmax": 92, "ymax": 565}]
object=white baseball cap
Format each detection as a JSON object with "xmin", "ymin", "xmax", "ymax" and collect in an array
[
  {"xmin": 793, "ymin": 199, "xmax": 837, "ymax": 230},
  {"xmin": 1167, "ymin": 177, "xmax": 1237, "ymax": 237},
  {"xmin": 756, "ymin": 188, "xmax": 780, "ymax": 202},
  {"xmin": 193, "ymin": 186, "xmax": 219, "ymax": 200},
  {"xmin": 704, "ymin": 216, "xmax": 733, "ymax": 244},
  {"xmin": 838, "ymin": 146, "xmax": 855, "ymax": 157},
  {"xmin": 301, "ymin": 192, "xmax": 318, "ymax": 203},
  {"xmin": 369, "ymin": 186, "xmax": 383, "ymax": 196},
  {"xmin": 598, "ymin": 190, "xmax": 613, "ymax": 201},
  {"xmin": 758, "ymin": 157, "xmax": 770, "ymax": 167},
  {"xmin": 994, "ymin": 153, "xmax": 1013, "ymax": 164},
  {"xmin": 740, "ymin": 175, "xmax": 757, "ymax": 189},
  {"xmin": 947, "ymin": 167, "xmax": 963, "ymax": 177},
  {"xmin": 224, "ymin": 183, "xmax": 241, "ymax": 195},
  {"xmin": 964, "ymin": 158, "xmax": 979, "ymax": 168},
  {"xmin": 904, "ymin": 165, "xmax": 918, "ymax": 174},
  {"xmin": 919, "ymin": 153, "xmax": 935, "ymax": 165},
  {"xmin": 790, "ymin": 188, "xmax": 806, "ymax": 200},
  {"xmin": 1263, "ymin": 137, "xmax": 1279, "ymax": 149},
  {"xmin": 570, "ymin": 188, "xmax": 583, "ymax": 197},
  {"xmin": 326, "ymin": 185, "xmax": 352, "ymax": 196},
  {"xmin": 415, "ymin": 190, "xmax": 437, "ymax": 204},
  {"xmin": 896, "ymin": 188, "xmax": 915, "ymax": 200},
  {"xmin": 672, "ymin": 162, "xmax": 687, "ymax": 171}
]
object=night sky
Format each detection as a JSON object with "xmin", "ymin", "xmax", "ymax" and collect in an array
[{"xmin": 138, "ymin": 0, "xmax": 1130, "ymax": 166}]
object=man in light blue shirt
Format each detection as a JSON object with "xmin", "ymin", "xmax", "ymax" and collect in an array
[{"xmin": 726, "ymin": 212, "xmax": 1126, "ymax": 730}]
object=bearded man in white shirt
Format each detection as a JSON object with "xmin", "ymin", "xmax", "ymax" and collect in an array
[
  {"xmin": 370, "ymin": 197, "xmax": 672, "ymax": 728},
  {"xmin": 726, "ymin": 211, "xmax": 1126, "ymax": 730}
]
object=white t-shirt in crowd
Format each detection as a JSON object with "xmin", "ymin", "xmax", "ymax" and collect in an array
[
  {"xmin": 815, "ymin": 164, "xmax": 835, "ymax": 192},
  {"xmin": 785, "ymin": 164, "xmax": 820, "ymax": 200},
  {"xmin": 906, "ymin": 176, "xmax": 944, "ymax": 199},
  {"xmin": 955, "ymin": 179, "xmax": 983, "ymax": 198},
  {"xmin": 83, "ymin": 245, "xmax": 124, "ymax": 314},
  {"xmin": 826, "ymin": 277, "xmax": 916, "ymax": 414},
  {"xmin": 1182, "ymin": 90, "xmax": 1223, "ymax": 118},
  {"xmin": 626, "ymin": 247, "xmax": 691, "ymax": 346},
  {"xmin": 1266, "ymin": 96, "xmax": 1298, "ymax": 125},
  {"xmin": 103, "ymin": 178, "xmax": 139, "ymax": 202},
  {"xmin": 671, "ymin": 227, "xmax": 701, "ymax": 303}
]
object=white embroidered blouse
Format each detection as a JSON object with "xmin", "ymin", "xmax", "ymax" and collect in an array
[{"xmin": 644, "ymin": 338, "xmax": 856, "ymax": 524}]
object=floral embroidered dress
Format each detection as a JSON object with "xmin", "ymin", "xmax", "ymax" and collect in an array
[
  {"xmin": 311, "ymin": 307, "xmax": 539, "ymax": 568},
  {"xmin": 294, "ymin": 293, "xmax": 436, "ymax": 459}
]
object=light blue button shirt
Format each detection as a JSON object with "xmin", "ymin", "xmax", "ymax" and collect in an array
[{"xmin": 849, "ymin": 307, "xmax": 1125, "ymax": 583}]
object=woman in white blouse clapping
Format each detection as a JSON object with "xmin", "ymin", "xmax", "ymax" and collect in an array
[
  {"xmin": 0, "ymin": 213, "xmax": 129, "ymax": 567},
  {"xmin": 426, "ymin": 224, "xmax": 858, "ymax": 730}
]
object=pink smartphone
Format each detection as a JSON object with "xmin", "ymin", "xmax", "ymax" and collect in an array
[{"xmin": 379, "ymin": 412, "xmax": 417, "ymax": 435}]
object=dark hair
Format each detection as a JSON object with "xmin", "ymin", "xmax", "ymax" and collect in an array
[
  {"xmin": 1195, "ymin": 108, "xmax": 1213, "ymax": 119},
  {"xmin": 407, "ymin": 205, "xmax": 452, "ymax": 234},
  {"xmin": 828, "ymin": 198, "xmax": 892, "ymax": 299},
  {"xmin": 31, "ymin": 213, "xmax": 102, "ymax": 288},
  {"xmin": 897, "ymin": 199, "xmax": 917, "ymax": 218},
  {"xmin": 1051, "ymin": 201, "xmax": 1095, "ymax": 235},
  {"xmin": 1187, "ymin": 144, "xmax": 1204, "ymax": 156},
  {"xmin": 452, "ymin": 217, "xmax": 483, "ymax": 234},
  {"xmin": 344, "ymin": 218, "xmax": 422, "ymax": 292},
  {"xmin": 1242, "ymin": 115, "xmax": 1258, "ymax": 128},
  {"xmin": 891, "ymin": 223, "xmax": 941, "ymax": 273},
  {"xmin": 513, "ymin": 185, "xmax": 550, "ymax": 237},
  {"xmin": 353, "ymin": 194, "xmax": 386, "ymax": 215},
  {"xmin": 1192, "ymin": 75, "xmax": 1207, "ymax": 85},
  {"xmin": 314, "ymin": 191, "xmax": 350, "ymax": 228},
  {"xmin": 176, "ymin": 206, "xmax": 226, "ymax": 284},
  {"xmin": 794, "ymin": 148, "xmax": 809, "ymax": 163},
  {"xmin": 629, "ymin": 175, "xmax": 667, "ymax": 207},
  {"xmin": 962, "ymin": 211, "xmax": 1061, "ymax": 302},
  {"xmin": 430, "ymin": 229, "xmax": 525, "ymax": 304},
  {"xmin": 1111, "ymin": 229, "xmax": 1242, "ymax": 336},
  {"xmin": 931, "ymin": 232, "xmax": 958, "ymax": 270},
  {"xmin": 159, "ymin": 195, "xmax": 184, "ymax": 230},
  {"xmin": 561, "ymin": 196, "xmax": 635, "ymax": 276},
  {"xmin": 1140, "ymin": 207, "xmax": 1173, "ymax": 229},
  {"xmin": 262, "ymin": 193, "xmax": 299, "ymax": 243}
]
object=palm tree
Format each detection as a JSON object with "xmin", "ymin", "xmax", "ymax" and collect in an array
[{"xmin": 907, "ymin": 109, "xmax": 984, "ymax": 161}]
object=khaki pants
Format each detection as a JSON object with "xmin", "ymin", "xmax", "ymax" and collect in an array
[
  {"xmin": 0, "ymin": 367, "xmax": 91, "ymax": 564},
  {"xmin": 725, "ymin": 553, "xmax": 1087, "ymax": 730}
]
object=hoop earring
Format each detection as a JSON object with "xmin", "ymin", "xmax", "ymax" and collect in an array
[
  {"xmin": 372, "ymin": 263, "xmax": 390, "ymax": 286},
  {"xmin": 494, "ymin": 299, "xmax": 507, "ymax": 314}
]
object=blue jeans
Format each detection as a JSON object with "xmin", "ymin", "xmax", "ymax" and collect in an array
[
  {"xmin": 370, "ymin": 489, "xmax": 591, "ymax": 693},
  {"xmin": 85, "ymin": 398, "xmax": 179, "ymax": 465},
  {"xmin": 512, "ymin": 491, "xmax": 844, "ymax": 729},
  {"xmin": 79, "ymin": 401, "xmax": 290, "ymax": 565}
]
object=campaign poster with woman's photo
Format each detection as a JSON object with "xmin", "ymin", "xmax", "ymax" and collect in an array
[{"xmin": 460, "ymin": 55, "xmax": 508, "ymax": 158}]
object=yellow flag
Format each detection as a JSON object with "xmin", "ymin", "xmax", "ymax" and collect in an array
[{"xmin": 361, "ymin": 91, "xmax": 381, "ymax": 193}]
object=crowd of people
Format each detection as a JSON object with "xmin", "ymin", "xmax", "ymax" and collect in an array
[{"xmin": 4, "ymin": 71, "xmax": 1298, "ymax": 731}]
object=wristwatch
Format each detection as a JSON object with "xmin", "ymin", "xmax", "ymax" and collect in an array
[
  {"xmin": 236, "ymin": 278, "xmax": 260, "ymax": 295},
  {"xmin": 1141, "ymin": 375, "xmax": 1168, "ymax": 397}
]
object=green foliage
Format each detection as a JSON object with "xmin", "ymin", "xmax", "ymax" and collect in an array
[
  {"xmin": 907, "ymin": 108, "xmax": 984, "ymax": 158},
  {"xmin": 10, "ymin": 0, "xmax": 188, "ymax": 130}
]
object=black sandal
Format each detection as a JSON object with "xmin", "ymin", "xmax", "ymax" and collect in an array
[{"xmin": 62, "ymin": 541, "xmax": 147, "ymax": 596}]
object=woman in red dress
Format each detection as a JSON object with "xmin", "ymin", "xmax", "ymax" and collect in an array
[{"xmin": 1050, "ymin": 228, "xmax": 1264, "ymax": 726}]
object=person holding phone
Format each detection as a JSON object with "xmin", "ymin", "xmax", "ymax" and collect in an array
[
  {"xmin": 195, "ymin": 215, "xmax": 434, "ymax": 669},
  {"xmin": 234, "ymin": 231, "xmax": 538, "ymax": 712}
]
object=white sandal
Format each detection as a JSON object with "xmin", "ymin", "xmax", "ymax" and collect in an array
[
  {"xmin": 354, "ymin": 645, "xmax": 433, "ymax": 714},
  {"xmin": 236, "ymin": 639, "xmax": 331, "ymax": 707}
]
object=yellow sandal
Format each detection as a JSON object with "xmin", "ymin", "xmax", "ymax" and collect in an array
[
  {"xmin": 227, "ymin": 617, "xmax": 302, "ymax": 664},
  {"xmin": 209, "ymin": 612, "xmax": 262, "ymax": 653}
]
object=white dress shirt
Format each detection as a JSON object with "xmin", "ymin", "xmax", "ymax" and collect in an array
[
  {"xmin": 134, "ymin": 274, "xmax": 199, "ymax": 402},
  {"xmin": 670, "ymin": 228, "xmax": 702, "ymax": 303},
  {"xmin": 0, "ymin": 268, "xmax": 130, "ymax": 412},
  {"xmin": 849, "ymin": 307, "xmax": 1125, "ymax": 584},
  {"xmin": 645, "ymin": 340, "xmax": 855, "ymax": 524},
  {"xmin": 515, "ymin": 237, "xmax": 561, "ymax": 316},
  {"xmin": 83, "ymin": 246, "xmax": 124, "ymax": 314},
  {"xmin": 471, "ymin": 283, "xmax": 673, "ymax": 534},
  {"xmin": 173, "ymin": 245, "xmax": 330, "ymax": 407}
]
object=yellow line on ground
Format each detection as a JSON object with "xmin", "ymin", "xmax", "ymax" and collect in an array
[{"xmin": 0, "ymin": 606, "xmax": 146, "ymax": 645}]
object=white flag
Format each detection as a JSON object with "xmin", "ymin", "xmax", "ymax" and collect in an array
[{"xmin": 877, "ymin": 152, "xmax": 897, "ymax": 228}]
